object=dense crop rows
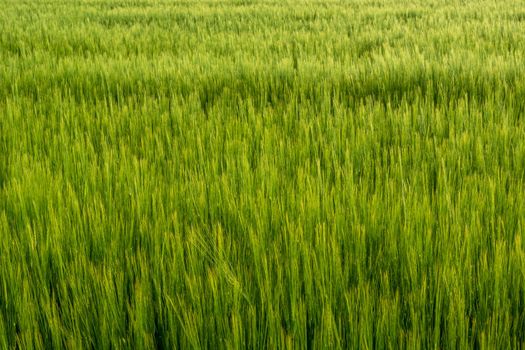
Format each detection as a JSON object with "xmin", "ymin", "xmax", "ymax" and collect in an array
[{"xmin": 1, "ymin": 0, "xmax": 525, "ymax": 348}]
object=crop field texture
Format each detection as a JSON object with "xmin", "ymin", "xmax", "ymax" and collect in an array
[{"xmin": 1, "ymin": 0, "xmax": 525, "ymax": 348}]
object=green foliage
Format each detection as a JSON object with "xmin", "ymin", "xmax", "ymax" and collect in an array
[{"xmin": 1, "ymin": 0, "xmax": 525, "ymax": 348}]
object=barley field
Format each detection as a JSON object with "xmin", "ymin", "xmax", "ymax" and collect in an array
[{"xmin": 1, "ymin": 0, "xmax": 525, "ymax": 348}]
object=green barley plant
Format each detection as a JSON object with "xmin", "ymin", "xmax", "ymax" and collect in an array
[{"xmin": 1, "ymin": 0, "xmax": 525, "ymax": 348}]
